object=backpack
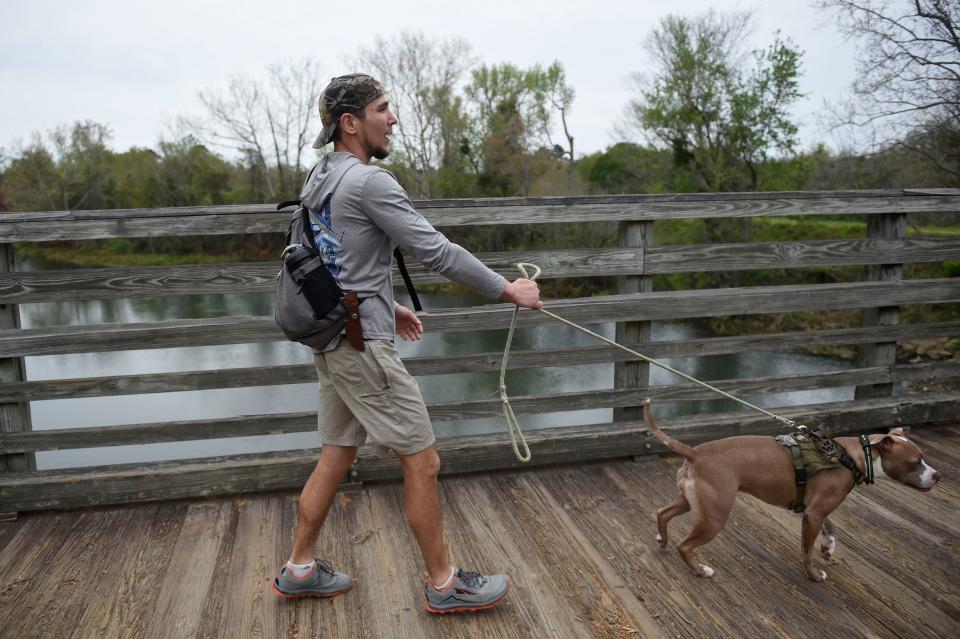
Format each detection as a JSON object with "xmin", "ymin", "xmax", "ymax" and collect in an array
[{"xmin": 273, "ymin": 198, "xmax": 422, "ymax": 350}]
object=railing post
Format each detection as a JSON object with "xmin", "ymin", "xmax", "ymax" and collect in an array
[
  {"xmin": 1, "ymin": 243, "xmax": 35, "ymax": 521},
  {"xmin": 614, "ymin": 220, "xmax": 653, "ymax": 422},
  {"xmin": 854, "ymin": 212, "xmax": 906, "ymax": 400}
]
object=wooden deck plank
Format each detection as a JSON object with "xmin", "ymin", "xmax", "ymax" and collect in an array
[
  {"xmin": 0, "ymin": 519, "xmax": 22, "ymax": 552},
  {"xmin": 283, "ymin": 483, "xmax": 370, "ymax": 639},
  {"xmin": 347, "ymin": 482, "xmax": 438, "ymax": 638},
  {"xmin": 440, "ymin": 474, "xmax": 607, "ymax": 638},
  {"xmin": 198, "ymin": 494, "xmax": 289, "ymax": 639},
  {"xmin": 73, "ymin": 501, "xmax": 188, "ymax": 639},
  {"xmin": 44, "ymin": 507, "xmax": 156, "ymax": 639},
  {"xmin": 0, "ymin": 508, "xmax": 136, "ymax": 639},
  {"xmin": 141, "ymin": 501, "xmax": 234, "ymax": 639},
  {"xmin": 0, "ymin": 513, "xmax": 80, "ymax": 637}
]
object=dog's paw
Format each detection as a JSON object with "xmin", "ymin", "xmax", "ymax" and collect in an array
[
  {"xmin": 820, "ymin": 538, "xmax": 836, "ymax": 560},
  {"xmin": 697, "ymin": 564, "xmax": 715, "ymax": 578},
  {"xmin": 806, "ymin": 569, "xmax": 828, "ymax": 582},
  {"xmin": 655, "ymin": 533, "xmax": 668, "ymax": 549}
]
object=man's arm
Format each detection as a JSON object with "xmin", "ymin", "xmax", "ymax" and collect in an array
[{"xmin": 362, "ymin": 171, "xmax": 516, "ymax": 301}]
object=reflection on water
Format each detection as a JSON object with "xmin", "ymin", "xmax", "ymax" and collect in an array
[{"xmin": 20, "ymin": 287, "xmax": 852, "ymax": 469}]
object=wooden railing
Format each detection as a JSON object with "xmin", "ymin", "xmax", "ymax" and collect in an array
[{"xmin": 1, "ymin": 189, "xmax": 959, "ymax": 517}]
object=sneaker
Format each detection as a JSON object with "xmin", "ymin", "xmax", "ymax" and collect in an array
[
  {"xmin": 424, "ymin": 569, "xmax": 511, "ymax": 614},
  {"xmin": 271, "ymin": 560, "xmax": 353, "ymax": 599}
]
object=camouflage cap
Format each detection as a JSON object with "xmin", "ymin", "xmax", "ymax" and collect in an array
[{"xmin": 312, "ymin": 73, "xmax": 386, "ymax": 149}]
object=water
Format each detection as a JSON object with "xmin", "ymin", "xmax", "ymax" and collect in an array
[{"xmin": 16, "ymin": 258, "xmax": 853, "ymax": 469}]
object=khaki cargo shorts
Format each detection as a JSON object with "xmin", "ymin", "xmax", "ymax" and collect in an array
[{"xmin": 313, "ymin": 339, "xmax": 434, "ymax": 456}]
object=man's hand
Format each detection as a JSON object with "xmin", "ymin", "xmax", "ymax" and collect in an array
[
  {"xmin": 500, "ymin": 278, "xmax": 544, "ymax": 309},
  {"xmin": 395, "ymin": 304, "xmax": 424, "ymax": 341}
]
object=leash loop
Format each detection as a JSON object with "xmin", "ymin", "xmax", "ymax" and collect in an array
[
  {"xmin": 499, "ymin": 262, "xmax": 808, "ymax": 463},
  {"xmin": 498, "ymin": 264, "xmax": 542, "ymax": 462}
]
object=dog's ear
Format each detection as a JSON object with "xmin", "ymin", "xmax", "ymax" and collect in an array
[
  {"xmin": 888, "ymin": 427, "xmax": 905, "ymax": 437},
  {"xmin": 876, "ymin": 436, "xmax": 896, "ymax": 453}
]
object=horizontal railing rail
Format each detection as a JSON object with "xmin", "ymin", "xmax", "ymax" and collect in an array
[
  {"xmin": 1, "ymin": 321, "xmax": 956, "ymax": 403},
  {"xmin": 1, "ymin": 361, "xmax": 956, "ymax": 455},
  {"xmin": 1, "ymin": 394, "xmax": 956, "ymax": 512},
  {"xmin": 2, "ymin": 279, "xmax": 957, "ymax": 357},
  {"xmin": 2, "ymin": 190, "xmax": 958, "ymax": 242},
  {"xmin": 4, "ymin": 237, "xmax": 960, "ymax": 304}
]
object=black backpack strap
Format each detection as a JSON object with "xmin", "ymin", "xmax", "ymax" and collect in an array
[{"xmin": 393, "ymin": 247, "xmax": 422, "ymax": 311}]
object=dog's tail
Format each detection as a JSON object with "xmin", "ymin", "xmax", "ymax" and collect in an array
[{"xmin": 643, "ymin": 399, "xmax": 696, "ymax": 460}]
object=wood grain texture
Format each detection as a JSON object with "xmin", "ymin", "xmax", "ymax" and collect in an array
[
  {"xmin": 2, "ymin": 278, "xmax": 958, "ymax": 357},
  {"xmin": 2, "ymin": 190, "xmax": 957, "ymax": 241},
  {"xmin": 141, "ymin": 501, "xmax": 235, "ymax": 639},
  {"xmin": 2, "ymin": 321, "xmax": 958, "ymax": 403},
  {"xmin": 4, "ymin": 362, "xmax": 957, "ymax": 454},
  {"xmin": 1, "ymin": 394, "xmax": 956, "ymax": 514},
  {"xmin": 4, "ymin": 237, "xmax": 960, "ymax": 304}
]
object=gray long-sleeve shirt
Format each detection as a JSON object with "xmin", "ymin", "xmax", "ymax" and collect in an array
[{"xmin": 298, "ymin": 152, "xmax": 508, "ymax": 348}]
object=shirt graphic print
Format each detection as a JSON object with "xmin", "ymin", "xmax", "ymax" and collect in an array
[{"xmin": 308, "ymin": 199, "xmax": 344, "ymax": 285}]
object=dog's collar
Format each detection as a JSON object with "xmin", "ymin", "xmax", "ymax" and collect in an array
[
  {"xmin": 835, "ymin": 435, "xmax": 874, "ymax": 486},
  {"xmin": 858, "ymin": 434, "xmax": 875, "ymax": 485}
]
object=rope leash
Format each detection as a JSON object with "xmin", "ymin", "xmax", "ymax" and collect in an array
[{"xmin": 499, "ymin": 262, "xmax": 806, "ymax": 463}]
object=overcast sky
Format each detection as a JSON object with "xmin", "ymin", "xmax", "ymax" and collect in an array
[{"xmin": 0, "ymin": 0, "xmax": 860, "ymax": 160}]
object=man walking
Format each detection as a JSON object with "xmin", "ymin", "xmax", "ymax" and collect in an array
[{"xmin": 271, "ymin": 74, "xmax": 542, "ymax": 613}]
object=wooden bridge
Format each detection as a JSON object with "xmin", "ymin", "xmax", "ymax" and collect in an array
[{"xmin": 1, "ymin": 189, "xmax": 959, "ymax": 637}]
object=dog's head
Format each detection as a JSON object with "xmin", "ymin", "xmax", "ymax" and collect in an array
[{"xmin": 872, "ymin": 428, "xmax": 941, "ymax": 492}]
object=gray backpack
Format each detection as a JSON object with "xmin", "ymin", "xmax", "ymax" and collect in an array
[{"xmin": 273, "ymin": 198, "xmax": 422, "ymax": 349}]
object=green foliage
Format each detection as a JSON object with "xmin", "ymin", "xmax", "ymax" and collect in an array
[
  {"xmin": 625, "ymin": 11, "xmax": 804, "ymax": 192},
  {"xmin": 3, "ymin": 121, "xmax": 115, "ymax": 211},
  {"xmin": 579, "ymin": 143, "xmax": 677, "ymax": 194},
  {"xmin": 465, "ymin": 61, "xmax": 577, "ymax": 197},
  {"xmin": 155, "ymin": 136, "xmax": 234, "ymax": 206}
]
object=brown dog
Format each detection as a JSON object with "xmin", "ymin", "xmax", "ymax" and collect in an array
[{"xmin": 643, "ymin": 400, "xmax": 941, "ymax": 581}]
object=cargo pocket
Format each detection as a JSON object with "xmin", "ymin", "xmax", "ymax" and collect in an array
[{"xmin": 357, "ymin": 343, "xmax": 392, "ymax": 397}]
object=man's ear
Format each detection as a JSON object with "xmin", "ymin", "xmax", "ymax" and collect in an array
[{"xmin": 339, "ymin": 112, "xmax": 358, "ymax": 136}]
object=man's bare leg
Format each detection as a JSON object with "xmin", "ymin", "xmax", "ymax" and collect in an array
[
  {"xmin": 397, "ymin": 445, "xmax": 454, "ymax": 584},
  {"xmin": 290, "ymin": 444, "xmax": 358, "ymax": 564}
]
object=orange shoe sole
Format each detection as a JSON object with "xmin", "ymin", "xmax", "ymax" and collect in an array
[{"xmin": 423, "ymin": 576, "xmax": 512, "ymax": 614}]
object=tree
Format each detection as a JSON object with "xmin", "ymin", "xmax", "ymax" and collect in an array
[
  {"xmin": 2, "ymin": 121, "xmax": 114, "ymax": 211},
  {"xmin": 814, "ymin": 0, "xmax": 960, "ymax": 183},
  {"xmin": 579, "ymin": 143, "xmax": 677, "ymax": 194},
  {"xmin": 184, "ymin": 58, "xmax": 323, "ymax": 201},
  {"xmin": 354, "ymin": 32, "xmax": 475, "ymax": 197},
  {"xmin": 465, "ymin": 62, "xmax": 577, "ymax": 196},
  {"xmin": 155, "ymin": 135, "xmax": 234, "ymax": 207},
  {"xmin": 622, "ymin": 10, "xmax": 804, "ymax": 191}
]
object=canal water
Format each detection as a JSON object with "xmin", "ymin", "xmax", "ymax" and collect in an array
[{"xmin": 17, "ymin": 259, "xmax": 854, "ymax": 470}]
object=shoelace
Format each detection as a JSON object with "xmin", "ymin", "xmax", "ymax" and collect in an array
[
  {"xmin": 316, "ymin": 560, "xmax": 336, "ymax": 575},
  {"xmin": 457, "ymin": 570, "xmax": 487, "ymax": 588}
]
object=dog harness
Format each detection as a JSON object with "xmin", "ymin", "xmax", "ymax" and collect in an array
[{"xmin": 774, "ymin": 430, "xmax": 874, "ymax": 513}]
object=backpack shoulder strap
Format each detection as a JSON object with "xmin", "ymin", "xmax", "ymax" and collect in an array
[{"xmin": 393, "ymin": 247, "xmax": 422, "ymax": 311}]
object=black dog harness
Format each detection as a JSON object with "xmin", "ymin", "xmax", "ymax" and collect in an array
[{"xmin": 774, "ymin": 430, "xmax": 875, "ymax": 513}]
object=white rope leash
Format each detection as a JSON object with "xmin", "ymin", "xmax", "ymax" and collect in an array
[{"xmin": 499, "ymin": 262, "xmax": 803, "ymax": 463}]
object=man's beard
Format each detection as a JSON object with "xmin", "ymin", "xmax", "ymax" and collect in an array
[{"xmin": 371, "ymin": 145, "xmax": 389, "ymax": 160}]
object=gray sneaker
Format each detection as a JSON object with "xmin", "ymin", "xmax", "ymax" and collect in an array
[
  {"xmin": 271, "ymin": 560, "xmax": 353, "ymax": 599},
  {"xmin": 424, "ymin": 569, "xmax": 511, "ymax": 613}
]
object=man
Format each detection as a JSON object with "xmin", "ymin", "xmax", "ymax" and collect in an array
[{"xmin": 271, "ymin": 74, "xmax": 543, "ymax": 613}]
